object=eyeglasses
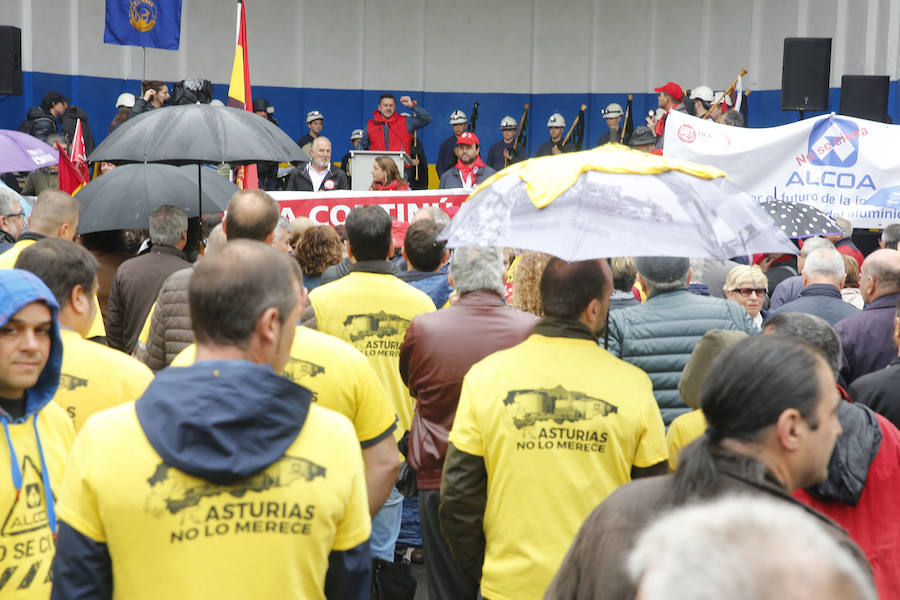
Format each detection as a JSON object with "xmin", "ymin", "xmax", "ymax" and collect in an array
[
  {"xmin": 4, "ymin": 212, "xmax": 25, "ymax": 219},
  {"xmin": 730, "ymin": 287, "xmax": 766, "ymax": 298}
]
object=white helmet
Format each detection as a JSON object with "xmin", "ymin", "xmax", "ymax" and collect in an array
[
  {"xmin": 602, "ymin": 103, "xmax": 623, "ymax": 119},
  {"xmin": 449, "ymin": 110, "xmax": 468, "ymax": 125},
  {"xmin": 499, "ymin": 115, "xmax": 517, "ymax": 129},
  {"xmin": 690, "ymin": 85, "xmax": 714, "ymax": 103},
  {"xmin": 115, "ymin": 93, "xmax": 136, "ymax": 108},
  {"xmin": 713, "ymin": 91, "xmax": 733, "ymax": 107},
  {"xmin": 350, "ymin": 129, "xmax": 364, "ymax": 141},
  {"xmin": 547, "ymin": 113, "xmax": 566, "ymax": 127}
]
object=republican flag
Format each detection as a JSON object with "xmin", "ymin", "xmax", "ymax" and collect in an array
[
  {"xmin": 55, "ymin": 143, "xmax": 87, "ymax": 196},
  {"xmin": 227, "ymin": 0, "xmax": 257, "ymax": 189},
  {"xmin": 104, "ymin": 0, "xmax": 182, "ymax": 50},
  {"xmin": 70, "ymin": 119, "xmax": 91, "ymax": 183}
]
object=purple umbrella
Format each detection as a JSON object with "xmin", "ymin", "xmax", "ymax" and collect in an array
[{"xmin": 0, "ymin": 130, "xmax": 58, "ymax": 173}]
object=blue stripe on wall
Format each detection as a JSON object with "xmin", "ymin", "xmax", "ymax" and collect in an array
[{"xmin": 1, "ymin": 72, "xmax": 898, "ymax": 164}]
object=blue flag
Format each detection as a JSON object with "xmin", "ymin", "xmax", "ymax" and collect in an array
[{"xmin": 104, "ymin": 0, "xmax": 182, "ymax": 50}]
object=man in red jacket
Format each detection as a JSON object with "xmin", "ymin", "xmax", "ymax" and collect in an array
[
  {"xmin": 399, "ymin": 246, "xmax": 538, "ymax": 600},
  {"xmin": 360, "ymin": 93, "xmax": 432, "ymax": 154}
]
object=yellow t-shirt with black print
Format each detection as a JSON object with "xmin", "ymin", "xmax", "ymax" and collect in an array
[
  {"xmin": 0, "ymin": 402, "xmax": 75, "ymax": 599},
  {"xmin": 171, "ymin": 326, "xmax": 396, "ymax": 446},
  {"xmin": 55, "ymin": 329, "xmax": 154, "ymax": 432},
  {"xmin": 309, "ymin": 271, "xmax": 434, "ymax": 436},
  {"xmin": 57, "ymin": 402, "xmax": 370, "ymax": 600},
  {"xmin": 449, "ymin": 333, "xmax": 668, "ymax": 600}
]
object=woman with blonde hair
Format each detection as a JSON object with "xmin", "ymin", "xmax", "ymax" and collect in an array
[
  {"xmin": 370, "ymin": 156, "xmax": 409, "ymax": 191},
  {"xmin": 510, "ymin": 251, "xmax": 554, "ymax": 316},
  {"xmin": 723, "ymin": 265, "xmax": 768, "ymax": 329}
]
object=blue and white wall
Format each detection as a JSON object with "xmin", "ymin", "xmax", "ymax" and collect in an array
[{"xmin": 2, "ymin": 0, "xmax": 900, "ymax": 167}]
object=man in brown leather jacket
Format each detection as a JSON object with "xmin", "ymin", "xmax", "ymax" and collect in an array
[{"xmin": 399, "ymin": 246, "xmax": 538, "ymax": 600}]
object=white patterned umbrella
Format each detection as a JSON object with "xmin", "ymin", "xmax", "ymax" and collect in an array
[{"xmin": 759, "ymin": 200, "xmax": 842, "ymax": 239}]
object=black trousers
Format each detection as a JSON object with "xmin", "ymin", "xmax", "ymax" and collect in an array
[{"xmin": 418, "ymin": 489, "xmax": 479, "ymax": 600}]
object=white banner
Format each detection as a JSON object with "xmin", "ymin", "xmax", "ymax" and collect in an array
[{"xmin": 663, "ymin": 111, "xmax": 900, "ymax": 229}]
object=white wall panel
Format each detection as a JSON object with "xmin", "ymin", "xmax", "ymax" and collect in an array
[
  {"xmin": 303, "ymin": 0, "xmax": 362, "ymax": 89},
  {"xmin": 591, "ymin": 0, "xmax": 652, "ymax": 93},
  {"xmin": 531, "ymin": 0, "xmax": 593, "ymax": 93}
]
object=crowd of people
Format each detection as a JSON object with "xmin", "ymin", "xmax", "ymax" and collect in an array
[{"xmin": 0, "ymin": 77, "xmax": 896, "ymax": 600}]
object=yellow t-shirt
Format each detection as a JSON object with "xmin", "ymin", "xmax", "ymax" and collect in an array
[
  {"xmin": 309, "ymin": 271, "xmax": 434, "ymax": 436},
  {"xmin": 2, "ymin": 242, "xmax": 106, "ymax": 339},
  {"xmin": 137, "ymin": 301, "xmax": 156, "ymax": 347},
  {"xmin": 57, "ymin": 402, "xmax": 370, "ymax": 600},
  {"xmin": 171, "ymin": 326, "xmax": 396, "ymax": 445},
  {"xmin": 665, "ymin": 409, "xmax": 708, "ymax": 470},
  {"xmin": 449, "ymin": 333, "xmax": 668, "ymax": 600},
  {"xmin": 55, "ymin": 328, "xmax": 154, "ymax": 432},
  {"xmin": 0, "ymin": 402, "xmax": 75, "ymax": 599}
]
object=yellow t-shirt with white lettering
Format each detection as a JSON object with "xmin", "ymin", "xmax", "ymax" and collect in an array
[
  {"xmin": 449, "ymin": 333, "xmax": 668, "ymax": 600},
  {"xmin": 57, "ymin": 402, "xmax": 370, "ymax": 600},
  {"xmin": 171, "ymin": 326, "xmax": 396, "ymax": 445},
  {"xmin": 309, "ymin": 271, "xmax": 434, "ymax": 436},
  {"xmin": 666, "ymin": 409, "xmax": 707, "ymax": 470},
  {"xmin": 55, "ymin": 329, "xmax": 154, "ymax": 432},
  {"xmin": 0, "ymin": 402, "xmax": 75, "ymax": 599}
]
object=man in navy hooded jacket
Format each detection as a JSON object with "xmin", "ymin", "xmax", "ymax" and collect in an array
[
  {"xmin": 52, "ymin": 241, "xmax": 371, "ymax": 600},
  {"xmin": 0, "ymin": 269, "xmax": 74, "ymax": 598}
]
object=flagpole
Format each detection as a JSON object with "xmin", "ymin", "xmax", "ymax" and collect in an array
[{"xmin": 142, "ymin": 47, "xmax": 146, "ymax": 81}]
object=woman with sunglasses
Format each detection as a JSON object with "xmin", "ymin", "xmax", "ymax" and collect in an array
[{"xmin": 723, "ymin": 265, "xmax": 768, "ymax": 329}]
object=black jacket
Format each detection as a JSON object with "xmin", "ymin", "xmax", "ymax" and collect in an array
[
  {"xmin": 765, "ymin": 283, "xmax": 860, "ymax": 326},
  {"xmin": 131, "ymin": 97, "xmax": 156, "ymax": 117},
  {"xmin": 436, "ymin": 135, "xmax": 459, "ymax": 177},
  {"xmin": 850, "ymin": 357, "xmax": 900, "ymax": 431},
  {"xmin": 21, "ymin": 106, "xmax": 57, "ymax": 141},
  {"xmin": 536, "ymin": 140, "xmax": 576, "ymax": 157},
  {"xmin": 285, "ymin": 163, "xmax": 349, "ymax": 192}
]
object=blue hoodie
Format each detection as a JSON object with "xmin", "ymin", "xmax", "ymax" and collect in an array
[{"xmin": 0, "ymin": 269, "xmax": 63, "ymax": 535}]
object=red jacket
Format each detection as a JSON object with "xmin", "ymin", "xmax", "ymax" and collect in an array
[
  {"xmin": 399, "ymin": 290, "xmax": 538, "ymax": 489},
  {"xmin": 794, "ymin": 411, "xmax": 900, "ymax": 599},
  {"xmin": 367, "ymin": 110, "xmax": 412, "ymax": 153}
]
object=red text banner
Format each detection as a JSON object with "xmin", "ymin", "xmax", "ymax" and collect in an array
[{"xmin": 270, "ymin": 189, "xmax": 469, "ymax": 226}]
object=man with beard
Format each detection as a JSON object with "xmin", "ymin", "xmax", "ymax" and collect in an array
[
  {"xmin": 285, "ymin": 137, "xmax": 349, "ymax": 192},
  {"xmin": 440, "ymin": 258, "xmax": 668, "ymax": 600},
  {"xmin": 438, "ymin": 132, "xmax": 496, "ymax": 191}
]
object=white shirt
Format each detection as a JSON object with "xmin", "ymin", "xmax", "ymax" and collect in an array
[{"xmin": 308, "ymin": 162, "xmax": 330, "ymax": 191}]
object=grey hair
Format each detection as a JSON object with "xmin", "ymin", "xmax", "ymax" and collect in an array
[
  {"xmin": 449, "ymin": 246, "xmax": 505, "ymax": 296},
  {"xmin": 882, "ymin": 224, "xmax": 900, "ymax": 250},
  {"xmin": 834, "ymin": 217, "xmax": 854, "ymax": 237},
  {"xmin": 149, "ymin": 204, "xmax": 188, "ymax": 247},
  {"xmin": 273, "ymin": 216, "xmax": 291, "ymax": 242},
  {"xmin": 413, "ymin": 206, "xmax": 451, "ymax": 231},
  {"xmin": 628, "ymin": 496, "xmax": 876, "ymax": 600},
  {"xmin": 204, "ymin": 223, "xmax": 227, "ymax": 257},
  {"xmin": 802, "ymin": 248, "xmax": 847, "ymax": 283},
  {"xmin": 641, "ymin": 273, "xmax": 689, "ymax": 294},
  {"xmin": 721, "ymin": 110, "xmax": 745, "ymax": 127},
  {"xmin": 800, "ymin": 236, "xmax": 835, "ymax": 257},
  {"xmin": 46, "ymin": 133, "xmax": 67, "ymax": 147},
  {"xmin": 763, "ymin": 312, "xmax": 842, "ymax": 377},
  {"xmin": 0, "ymin": 187, "xmax": 21, "ymax": 216}
]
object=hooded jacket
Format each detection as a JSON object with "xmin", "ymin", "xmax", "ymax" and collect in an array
[
  {"xmin": 0, "ymin": 269, "xmax": 74, "ymax": 598},
  {"xmin": 21, "ymin": 106, "xmax": 58, "ymax": 141},
  {"xmin": 52, "ymin": 360, "xmax": 371, "ymax": 600}
]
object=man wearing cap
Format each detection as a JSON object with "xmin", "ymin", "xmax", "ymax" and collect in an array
[
  {"xmin": 286, "ymin": 136, "xmax": 349, "ymax": 192},
  {"xmin": 21, "ymin": 91, "xmax": 67, "ymax": 142},
  {"xmin": 486, "ymin": 116, "xmax": 523, "ymax": 172},
  {"xmin": 649, "ymin": 81, "xmax": 685, "ymax": 147},
  {"xmin": 436, "ymin": 110, "xmax": 469, "ymax": 177},
  {"xmin": 688, "ymin": 85, "xmax": 714, "ymax": 118},
  {"xmin": 297, "ymin": 110, "xmax": 324, "ymax": 157},
  {"xmin": 598, "ymin": 103, "xmax": 628, "ymax": 146},
  {"xmin": 360, "ymin": 93, "xmax": 432, "ymax": 154},
  {"xmin": 628, "ymin": 126, "xmax": 658, "ymax": 153},
  {"xmin": 607, "ymin": 256, "xmax": 756, "ymax": 426},
  {"xmin": 537, "ymin": 113, "xmax": 576, "ymax": 157},
  {"xmin": 340, "ymin": 129, "xmax": 365, "ymax": 187},
  {"xmin": 439, "ymin": 132, "xmax": 496, "ymax": 191}
]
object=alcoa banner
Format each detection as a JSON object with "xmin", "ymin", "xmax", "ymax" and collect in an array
[
  {"xmin": 269, "ymin": 189, "xmax": 468, "ymax": 226},
  {"xmin": 663, "ymin": 110, "xmax": 899, "ymax": 228}
]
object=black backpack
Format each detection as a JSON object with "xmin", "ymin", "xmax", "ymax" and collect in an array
[{"xmin": 170, "ymin": 79, "xmax": 214, "ymax": 105}]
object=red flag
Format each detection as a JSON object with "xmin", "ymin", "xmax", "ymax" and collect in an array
[
  {"xmin": 70, "ymin": 119, "xmax": 90, "ymax": 183},
  {"xmin": 55, "ymin": 143, "xmax": 86, "ymax": 195},
  {"xmin": 226, "ymin": 0, "xmax": 258, "ymax": 190}
]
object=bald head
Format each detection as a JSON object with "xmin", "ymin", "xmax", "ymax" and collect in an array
[
  {"xmin": 861, "ymin": 249, "xmax": 900, "ymax": 302},
  {"xmin": 29, "ymin": 190, "xmax": 80, "ymax": 239},
  {"xmin": 223, "ymin": 190, "xmax": 280, "ymax": 242}
]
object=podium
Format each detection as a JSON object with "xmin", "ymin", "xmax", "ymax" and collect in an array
[{"xmin": 349, "ymin": 150, "xmax": 412, "ymax": 191}]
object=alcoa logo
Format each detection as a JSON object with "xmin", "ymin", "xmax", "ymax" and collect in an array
[{"xmin": 805, "ymin": 117, "xmax": 863, "ymax": 168}]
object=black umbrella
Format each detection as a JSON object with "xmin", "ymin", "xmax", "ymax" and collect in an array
[
  {"xmin": 87, "ymin": 103, "xmax": 309, "ymax": 165},
  {"xmin": 759, "ymin": 200, "xmax": 842, "ymax": 239},
  {"xmin": 76, "ymin": 164, "xmax": 238, "ymax": 234}
]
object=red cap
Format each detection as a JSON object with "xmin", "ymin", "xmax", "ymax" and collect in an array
[
  {"xmin": 654, "ymin": 82, "xmax": 684, "ymax": 101},
  {"xmin": 456, "ymin": 131, "xmax": 480, "ymax": 146}
]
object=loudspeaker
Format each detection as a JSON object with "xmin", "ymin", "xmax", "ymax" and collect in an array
[
  {"xmin": 781, "ymin": 37, "xmax": 831, "ymax": 111},
  {"xmin": 840, "ymin": 75, "xmax": 890, "ymax": 122},
  {"xmin": 0, "ymin": 26, "xmax": 22, "ymax": 96}
]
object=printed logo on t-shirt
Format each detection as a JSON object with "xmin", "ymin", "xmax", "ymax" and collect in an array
[
  {"xmin": 501, "ymin": 385, "xmax": 617, "ymax": 453},
  {"xmin": 282, "ymin": 358, "xmax": 325, "ymax": 401},
  {"xmin": 58, "ymin": 373, "xmax": 88, "ymax": 391},
  {"xmin": 2, "ymin": 457, "xmax": 48, "ymax": 536},
  {"xmin": 144, "ymin": 456, "xmax": 326, "ymax": 542},
  {"xmin": 342, "ymin": 311, "xmax": 410, "ymax": 357}
]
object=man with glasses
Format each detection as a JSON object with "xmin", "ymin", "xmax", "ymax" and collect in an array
[{"xmin": 0, "ymin": 187, "xmax": 26, "ymax": 253}]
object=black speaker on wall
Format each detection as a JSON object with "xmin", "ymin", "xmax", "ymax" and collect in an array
[
  {"xmin": 840, "ymin": 75, "xmax": 890, "ymax": 122},
  {"xmin": 0, "ymin": 26, "xmax": 22, "ymax": 96},
  {"xmin": 781, "ymin": 37, "xmax": 832, "ymax": 111}
]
